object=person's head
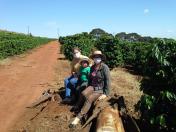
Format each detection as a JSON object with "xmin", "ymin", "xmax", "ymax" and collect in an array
[
  {"xmin": 90, "ymin": 50, "xmax": 106, "ymax": 65},
  {"xmin": 80, "ymin": 58, "xmax": 89, "ymax": 68},
  {"xmin": 72, "ymin": 47, "xmax": 81, "ymax": 59}
]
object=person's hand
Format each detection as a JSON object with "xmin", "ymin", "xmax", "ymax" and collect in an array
[
  {"xmin": 72, "ymin": 72, "xmax": 77, "ymax": 77},
  {"xmin": 72, "ymin": 72, "xmax": 75, "ymax": 75},
  {"xmin": 98, "ymin": 94, "xmax": 107, "ymax": 101},
  {"xmin": 74, "ymin": 74, "xmax": 78, "ymax": 78}
]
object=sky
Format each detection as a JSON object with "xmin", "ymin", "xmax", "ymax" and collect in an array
[{"xmin": 0, "ymin": 0, "xmax": 176, "ymax": 38}]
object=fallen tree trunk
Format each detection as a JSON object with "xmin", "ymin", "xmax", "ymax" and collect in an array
[
  {"xmin": 26, "ymin": 92, "xmax": 52, "ymax": 108},
  {"xmin": 26, "ymin": 89, "xmax": 59, "ymax": 108},
  {"xmin": 96, "ymin": 106, "xmax": 125, "ymax": 132},
  {"xmin": 82, "ymin": 96, "xmax": 125, "ymax": 132},
  {"xmin": 82, "ymin": 95, "xmax": 140, "ymax": 132},
  {"xmin": 82, "ymin": 97, "xmax": 110, "ymax": 128}
]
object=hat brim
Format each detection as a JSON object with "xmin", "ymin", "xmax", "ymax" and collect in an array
[
  {"xmin": 90, "ymin": 54, "xmax": 106, "ymax": 61},
  {"xmin": 80, "ymin": 60, "xmax": 90, "ymax": 65}
]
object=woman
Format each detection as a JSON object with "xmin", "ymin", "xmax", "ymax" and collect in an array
[
  {"xmin": 69, "ymin": 50, "xmax": 111, "ymax": 127},
  {"xmin": 62, "ymin": 47, "xmax": 89, "ymax": 104}
]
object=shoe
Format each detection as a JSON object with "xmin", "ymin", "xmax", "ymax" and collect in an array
[
  {"xmin": 68, "ymin": 123, "xmax": 76, "ymax": 129},
  {"xmin": 69, "ymin": 117, "xmax": 80, "ymax": 128},
  {"xmin": 61, "ymin": 97, "xmax": 72, "ymax": 104},
  {"xmin": 70, "ymin": 106, "xmax": 79, "ymax": 112}
]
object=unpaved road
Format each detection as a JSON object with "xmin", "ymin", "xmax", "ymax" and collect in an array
[{"xmin": 0, "ymin": 41, "xmax": 59, "ymax": 132}]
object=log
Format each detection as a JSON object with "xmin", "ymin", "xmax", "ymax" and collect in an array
[
  {"xmin": 82, "ymin": 97, "xmax": 110, "ymax": 128},
  {"xmin": 96, "ymin": 106, "xmax": 125, "ymax": 132},
  {"xmin": 26, "ymin": 93, "xmax": 52, "ymax": 108}
]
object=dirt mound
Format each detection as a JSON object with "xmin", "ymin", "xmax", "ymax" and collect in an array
[{"xmin": 15, "ymin": 101, "xmax": 72, "ymax": 132}]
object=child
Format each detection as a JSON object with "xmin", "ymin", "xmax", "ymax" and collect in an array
[
  {"xmin": 70, "ymin": 58, "xmax": 91, "ymax": 112},
  {"xmin": 75, "ymin": 58, "xmax": 91, "ymax": 96}
]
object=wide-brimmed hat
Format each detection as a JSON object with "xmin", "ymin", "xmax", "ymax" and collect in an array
[
  {"xmin": 80, "ymin": 58, "xmax": 90, "ymax": 65},
  {"xmin": 90, "ymin": 50, "xmax": 106, "ymax": 61}
]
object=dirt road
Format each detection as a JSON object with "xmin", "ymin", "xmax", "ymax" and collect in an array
[{"xmin": 0, "ymin": 41, "xmax": 59, "ymax": 132}]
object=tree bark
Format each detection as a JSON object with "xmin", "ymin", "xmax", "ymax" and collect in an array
[{"xmin": 96, "ymin": 106, "xmax": 125, "ymax": 132}]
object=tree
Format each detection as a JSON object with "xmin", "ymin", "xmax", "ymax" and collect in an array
[{"xmin": 89, "ymin": 28, "xmax": 107, "ymax": 38}]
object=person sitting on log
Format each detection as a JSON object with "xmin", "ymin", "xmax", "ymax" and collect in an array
[
  {"xmin": 69, "ymin": 50, "xmax": 111, "ymax": 128},
  {"xmin": 62, "ymin": 47, "xmax": 91, "ymax": 104}
]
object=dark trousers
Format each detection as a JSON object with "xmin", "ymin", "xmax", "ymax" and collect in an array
[{"xmin": 77, "ymin": 86, "xmax": 102, "ymax": 119}]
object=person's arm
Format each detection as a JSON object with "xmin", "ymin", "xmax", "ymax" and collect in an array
[
  {"xmin": 88, "ymin": 66, "xmax": 94, "ymax": 86},
  {"xmin": 87, "ymin": 67, "xmax": 91, "ymax": 75},
  {"xmin": 70, "ymin": 61, "xmax": 75, "ymax": 75},
  {"xmin": 71, "ymin": 59, "xmax": 78, "ymax": 76},
  {"xmin": 103, "ymin": 64, "xmax": 111, "ymax": 95},
  {"xmin": 85, "ymin": 67, "xmax": 90, "ymax": 82}
]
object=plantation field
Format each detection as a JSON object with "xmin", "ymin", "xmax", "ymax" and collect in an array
[
  {"xmin": 0, "ymin": 29, "xmax": 175, "ymax": 132},
  {"xmin": 0, "ymin": 30, "xmax": 52, "ymax": 59}
]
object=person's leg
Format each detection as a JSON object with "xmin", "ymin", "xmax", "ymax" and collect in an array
[
  {"xmin": 79, "ymin": 82, "xmax": 88, "ymax": 93},
  {"xmin": 77, "ymin": 91, "xmax": 101, "ymax": 119},
  {"xmin": 69, "ymin": 77, "xmax": 78, "ymax": 102},
  {"xmin": 69, "ymin": 86, "xmax": 94, "ymax": 127},
  {"xmin": 73, "ymin": 86, "xmax": 94, "ymax": 107},
  {"xmin": 74, "ymin": 86, "xmax": 94, "ymax": 108},
  {"xmin": 82, "ymin": 86, "xmax": 94, "ymax": 97},
  {"xmin": 69, "ymin": 77, "xmax": 78, "ymax": 89},
  {"xmin": 64, "ymin": 75, "xmax": 73, "ymax": 97},
  {"xmin": 62, "ymin": 76, "xmax": 74, "ymax": 104},
  {"xmin": 73, "ymin": 81, "xmax": 88, "ymax": 105},
  {"xmin": 70, "ymin": 92, "xmax": 84, "ymax": 113}
]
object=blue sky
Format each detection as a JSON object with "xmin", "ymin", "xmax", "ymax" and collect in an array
[{"xmin": 0, "ymin": 0, "xmax": 176, "ymax": 38}]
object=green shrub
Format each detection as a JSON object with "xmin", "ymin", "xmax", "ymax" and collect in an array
[
  {"xmin": 0, "ymin": 31, "xmax": 51, "ymax": 59},
  {"xmin": 60, "ymin": 33, "xmax": 95, "ymax": 61},
  {"xmin": 139, "ymin": 39, "xmax": 176, "ymax": 131},
  {"xmin": 95, "ymin": 34, "xmax": 124, "ymax": 68}
]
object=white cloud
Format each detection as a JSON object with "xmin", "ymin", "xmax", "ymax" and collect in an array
[
  {"xmin": 167, "ymin": 30, "xmax": 174, "ymax": 33},
  {"xmin": 45, "ymin": 21, "xmax": 58, "ymax": 29},
  {"xmin": 144, "ymin": 9, "xmax": 149, "ymax": 14}
]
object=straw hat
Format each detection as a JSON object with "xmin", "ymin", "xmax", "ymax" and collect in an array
[
  {"xmin": 90, "ymin": 50, "xmax": 106, "ymax": 61},
  {"xmin": 80, "ymin": 58, "xmax": 90, "ymax": 65}
]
